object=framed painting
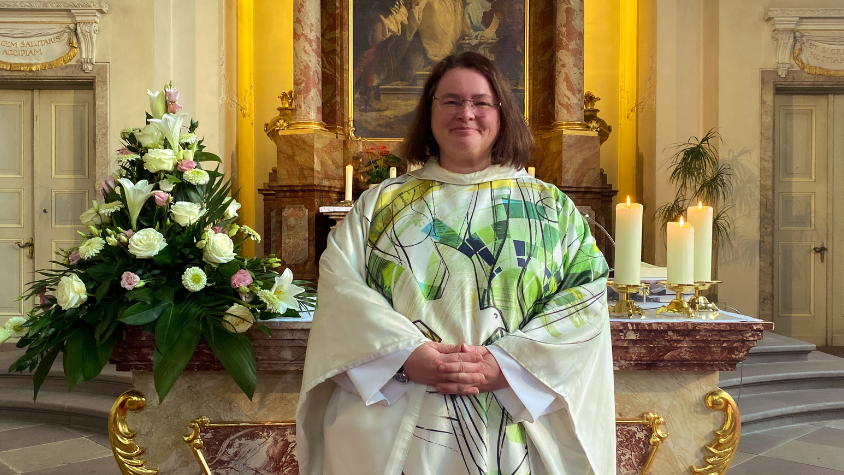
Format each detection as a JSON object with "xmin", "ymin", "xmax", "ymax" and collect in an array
[
  {"xmin": 349, "ymin": 0, "xmax": 530, "ymax": 140},
  {"xmin": 184, "ymin": 418, "xmax": 298, "ymax": 475}
]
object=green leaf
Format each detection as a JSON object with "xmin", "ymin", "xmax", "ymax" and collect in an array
[
  {"xmin": 63, "ymin": 327, "xmax": 111, "ymax": 390},
  {"xmin": 152, "ymin": 304, "xmax": 200, "ymax": 402},
  {"xmin": 217, "ymin": 261, "xmax": 241, "ymax": 283},
  {"xmin": 152, "ymin": 246, "xmax": 176, "ymax": 266},
  {"xmin": 94, "ymin": 279, "xmax": 111, "ymax": 302},
  {"xmin": 125, "ymin": 287, "xmax": 153, "ymax": 303},
  {"xmin": 203, "ymin": 325, "xmax": 256, "ymax": 399},
  {"xmin": 153, "ymin": 288, "xmax": 175, "ymax": 304},
  {"xmin": 86, "ymin": 261, "xmax": 118, "ymax": 282},
  {"xmin": 82, "ymin": 305, "xmax": 105, "ymax": 324},
  {"xmin": 258, "ymin": 325, "xmax": 272, "ymax": 337},
  {"xmin": 32, "ymin": 346, "xmax": 61, "ymax": 401},
  {"xmin": 194, "ymin": 151, "xmax": 221, "ymax": 163},
  {"xmin": 119, "ymin": 300, "xmax": 169, "ymax": 325}
]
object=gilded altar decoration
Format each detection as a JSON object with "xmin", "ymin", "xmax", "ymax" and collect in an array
[
  {"xmin": 793, "ymin": 32, "xmax": 844, "ymax": 77},
  {"xmin": 264, "ymin": 91, "xmax": 295, "ymax": 139},
  {"xmin": 109, "ymin": 390, "xmax": 159, "ymax": 475},
  {"xmin": 7, "ymin": 82, "xmax": 314, "ymax": 403},
  {"xmin": 616, "ymin": 412, "xmax": 669, "ymax": 475},
  {"xmin": 184, "ymin": 418, "xmax": 298, "ymax": 475},
  {"xmin": 692, "ymin": 389, "xmax": 741, "ymax": 475},
  {"xmin": 348, "ymin": 0, "xmax": 530, "ymax": 139},
  {"xmin": 584, "ymin": 91, "xmax": 612, "ymax": 145}
]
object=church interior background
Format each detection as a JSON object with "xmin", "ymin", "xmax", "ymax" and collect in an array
[{"xmin": 2, "ymin": 0, "xmax": 844, "ymax": 474}]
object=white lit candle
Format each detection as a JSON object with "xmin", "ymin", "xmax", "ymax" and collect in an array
[
  {"xmin": 667, "ymin": 217, "xmax": 695, "ymax": 284},
  {"xmin": 344, "ymin": 165, "xmax": 353, "ymax": 202},
  {"xmin": 389, "ymin": 167, "xmax": 397, "ymax": 178},
  {"xmin": 527, "ymin": 167, "xmax": 536, "ymax": 177},
  {"xmin": 614, "ymin": 196, "xmax": 643, "ymax": 285},
  {"xmin": 687, "ymin": 201, "xmax": 713, "ymax": 282}
]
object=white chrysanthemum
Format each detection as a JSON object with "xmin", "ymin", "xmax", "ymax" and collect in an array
[
  {"xmin": 257, "ymin": 289, "xmax": 284, "ymax": 313},
  {"xmin": 181, "ymin": 267, "xmax": 207, "ymax": 292},
  {"xmin": 239, "ymin": 225, "xmax": 261, "ymax": 242},
  {"xmin": 78, "ymin": 237, "xmax": 105, "ymax": 260},
  {"xmin": 4, "ymin": 317, "xmax": 28, "ymax": 338},
  {"xmin": 98, "ymin": 201, "xmax": 125, "ymax": 216},
  {"xmin": 117, "ymin": 153, "xmax": 140, "ymax": 163},
  {"xmin": 182, "ymin": 169, "xmax": 210, "ymax": 185},
  {"xmin": 179, "ymin": 133, "xmax": 198, "ymax": 145}
]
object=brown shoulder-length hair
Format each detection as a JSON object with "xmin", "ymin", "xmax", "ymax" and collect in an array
[{"xmin": 399, "ymin": 52, "xmax": 534, "ymax": 169}]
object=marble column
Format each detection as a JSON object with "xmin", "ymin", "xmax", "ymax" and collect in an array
[
  {"xmin": 553, "ymin": 0, "xmax": 587, "ymax": 129},
  {"xmin": 290, "ymin": 0, "xmax": 325, "ymax": 129}
]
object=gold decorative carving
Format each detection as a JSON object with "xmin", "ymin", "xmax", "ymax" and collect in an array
[
  {"xmin": 184, "ymin": 417, "xmax": 297, "ymax": 475},
  {"xmin": 264, "ymin": 91, "xmax": 295, "ymax": 139},
  {"xmin": 583, "ymin": 91, "xmax": 613, "ymax": 145},
  {"xmin": 692, "ymin": 389, "xmax": 741, "ymax": 475},
  {"xmin": 0, "ymin": 35, "xmax": 77, "ymax": 72},
  {"xmin": 108, "ymin": 390, "xmax": 159, "ymax": 475},
  {"xmin": 550, "ymin": 120, "xmax": 591, "ymax": 131},
  {"xmin": 616, "ymin": 412, "xmax": 669, "ymax": 475},
  {"xmin": 792, "ymin": 43, "xmax": 844, "ymax": 78},
  {"xmin": 286, "ymin": 119, "xmax": 328, "ymax": 131}
]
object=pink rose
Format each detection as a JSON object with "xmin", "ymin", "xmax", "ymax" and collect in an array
[
  {"xmin": 230, "ymin": 269, "xmax": 253, "ymax": 289},
  {"xmin": 98, "ymin": 176, "xmax": 115, "ymax": 197},
  {"xmin": 37, "ymin": 287, "xmax": 52, "ymax": 308},
  {"xmin": 117, "ymin": 147, "xmax": 131, "ymax": 155},
  {"xmin": 212, "ymin": 226, "xmax": 224, "ymax": 234},
  {"xmin": 168, "ymin": 102, "xmax": 183, "ymax": 114},
  {"xmin": 120, "ymin": 271, "xmax": 140, "ymax": 290},
  {"xmin": 165, "ymin": 88, "xmax": 180, "ymax": 102},
  {"xmin": 68, "ymin": 250, "xmax": 81, "ymax": 265},
  {"xmin": 152, "ymin": 191, "xmax": 170, "ymax": 207},
  {"xmin": 117, "ymin": 229, "xmax": 135, "ymax": 246},
  {"xmin": 177, "ymin": 159, "xmax": 196, "ymax": 172}
]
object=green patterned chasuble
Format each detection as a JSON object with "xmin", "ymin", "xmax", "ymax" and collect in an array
[{"xmin": 362, "ymin": 172, "xmax": 609, "ymax": 475}]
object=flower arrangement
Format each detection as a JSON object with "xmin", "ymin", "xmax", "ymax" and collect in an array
[
  {"xmin": 360, "ymin": 145, "xmax": 402, "ymax": 185},
  {"xmin": 8, "ymin": 83, "xmax": 314, "ymax": 402}
]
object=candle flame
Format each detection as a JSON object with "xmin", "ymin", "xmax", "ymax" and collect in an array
[
  {"xmin": 627, "ymin": 196, "xmax": 631, "ymax": 207},
  {"xmin": 679, "ymin": 216, "xmax": 684, "ymax": 227},
  {"xmin": 698, "ymin": 201, "xmax": 703, "ymax": 210}
]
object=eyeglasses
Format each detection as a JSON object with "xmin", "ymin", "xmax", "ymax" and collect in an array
[{"xmin": 433, "ymin": 96, "xmax": 500, "ymax": 116}]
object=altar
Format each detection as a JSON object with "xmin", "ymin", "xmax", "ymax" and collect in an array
[{"xmin": 106, "ymin": 310, "xmax": 771, "ymax": 474}]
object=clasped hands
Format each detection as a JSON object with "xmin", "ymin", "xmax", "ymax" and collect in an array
[{"xmin": 402, "ymin": 342, "xmax": 509, "ymax": 395}]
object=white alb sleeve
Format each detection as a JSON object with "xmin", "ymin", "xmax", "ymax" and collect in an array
[
  {"xmin": 330, "ymin": 343, "xmax": 423, "ymax": 406},
  {"xmin": 488, "ymin": 345, "xmax": 564, "ymax": 423}
]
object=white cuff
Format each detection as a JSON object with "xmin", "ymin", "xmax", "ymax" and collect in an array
[
  {"xmin": 488, "ymin": 345, "xmax": 563, "ymax": 423},
  {"xmin": 332, "ymin": 343, "xmax": 422, "ymax": 406}
]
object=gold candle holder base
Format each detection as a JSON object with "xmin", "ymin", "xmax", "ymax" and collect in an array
[
  {"xmin": 334, "ymin": 199, "xmax": 354, "ymax": 207},
  {"xmin": 690, "ymin": 281, "xmax": 721, "ymax": 319},
  {"xmin": 608, "ymin": 281, "xmax": 650, "ymax": 318},
  {"xmin": 656, "ymin": 282, "xmax": 698, "ymax": 318}
]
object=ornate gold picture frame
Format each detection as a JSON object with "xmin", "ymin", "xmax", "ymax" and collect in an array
[
  {"xmin": 616, "ymin": 412, "xmax": 669, "ymax": 475},
  {"xmin": 348, "ymin": 0, "xmax": 530, "ymax": 140},
  {"xmin": 184, "ymin": 418, "xmax": 298, "ymax": 475}
]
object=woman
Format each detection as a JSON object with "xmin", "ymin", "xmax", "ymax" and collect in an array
[{"xmin": 297, "ymin": 52, "xmax": 615, "ymax": 475}]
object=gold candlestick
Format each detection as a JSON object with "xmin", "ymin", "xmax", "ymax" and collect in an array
[
  {"xmin": 608, "ymin": 281, "xmax": 650, "ymax": 318},
  {"xmin": 690, "ymin": 281, "xmax": 721, "ymax": 319},
  {"xmin": 656, "ymin": 282, "xmax": 697, "ymax": 318},
  {"xmin": 334, "ymin": 199, "xmax": 354, "ymax": 207}
]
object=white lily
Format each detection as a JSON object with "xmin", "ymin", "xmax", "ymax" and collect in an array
[
  {"xmin": 147, "ymin": 90, "xmax": 167, "ymax": 119},
  {"xmin": 269, "ymin": 268, "xmax": 304, "ymax": 312},
  {"xmin": 117, "ymin": 178, "xmax": 155, "ymax": 230},
  {"xmin": 148, "ymin": 112, "xmax": 189, "ymax": 151}
]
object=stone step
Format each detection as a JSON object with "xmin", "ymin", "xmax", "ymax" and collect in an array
[
  {"xmin": 744, "ymin": 332, "xmax": 816, "ymax": 364},
  {"xmin": 721, "ymin": 351, "xmax": 844, "ymax": 396},
  {"xmin": 0, "ymin": 386, "xmax": 116, "ymax": 434},
  {"xmin": 734, "ymin": 388, "xmax": 844, "ymax": 433}
]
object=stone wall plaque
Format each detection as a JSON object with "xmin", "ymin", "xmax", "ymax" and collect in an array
[
  {"xmin": 793, "ymin": 33, "xmax": 844, "ymax": 77},
  {"xmin": 0, "ymin": 27, "xmax": 77, "ymax": 71}
]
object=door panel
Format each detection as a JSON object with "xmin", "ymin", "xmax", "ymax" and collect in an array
[
  {"xmin": 774, "ymin": 94, "xmax": 828, "ymax": 345},
  {"xmin": 833, "ymin": 95, "xmax": 844, "ymax": 346},
  {"xmin": 0, "ymin": 90, "xmax": 33, "ymax": 326}
]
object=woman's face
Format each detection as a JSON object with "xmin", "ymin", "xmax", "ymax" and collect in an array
[{"xmin": 430, "ymin": 68, "xmax": 501, "ymax": 173}]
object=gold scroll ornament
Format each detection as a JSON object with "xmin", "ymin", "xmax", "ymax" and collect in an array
[
  {"xmin": 108, "ymin": 390, "xmax": 159, "ymax": 475},
  {"xmin": 692, "ymin": 389, "xmax": 741, "ymax": 475},
  {"xmin": 264, "ymin": 91, "xmax": 295, "ymax": 139},
  {"xmin": 0, "ymin": 34, "xmax": 78, "ymax": 72},
  {"xmin": 616, "ymin": 412, "xmax": 669, "ymax": 475}
]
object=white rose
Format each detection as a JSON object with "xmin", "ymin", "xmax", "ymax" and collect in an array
[
  {"xmin": 159, "ymin": 177, "xmax": 175, "ymax": 192},
  {"xmin": 128, "ymin": 228, "xmax": 168, "ymax": 259},
  {"xmin": 79, "ymin": 206, "xmax": 107, "ymax": 226},
  {"xmin": 56, "ymin": 274, "xmax": 88, "ymax": 310},
  {"xmin": 143, "ymin": 148, "xmax": 177, "ymax": 173},
  {"xmin": 170, "ymin": 201, "xmax": 205, "ymax": 227},
  {"xmin": 223, "ymin": 198, "xmax": 241, "ymax": 220},
  {"xmin": 203, "ymin": 232, "xmax": 236, "ymax": 264},
  {"xmin": 135, "ymin": 123, "xmax": 163, "ymax": 148},
  {"xmin": 223, "ymin": 304, "xmax": 254, "ymax": 333}
]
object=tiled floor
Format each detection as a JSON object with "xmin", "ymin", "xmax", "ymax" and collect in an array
[
  {"xmin": 730, "ymin": 419, "xmax": 844, "ymax": 475},
  {"xmin": 0, "ymin": 419, "xmax": 117, "ymax": 474}
]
